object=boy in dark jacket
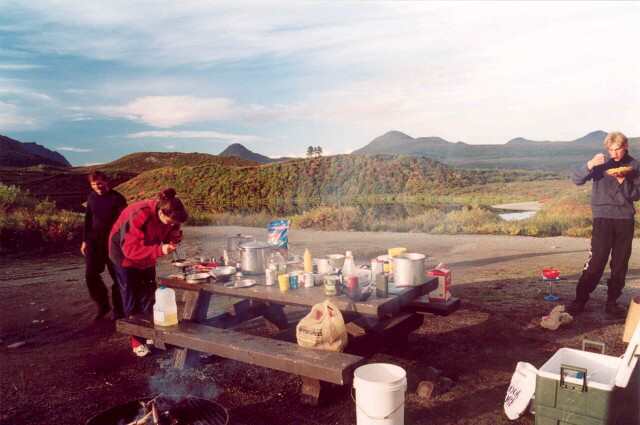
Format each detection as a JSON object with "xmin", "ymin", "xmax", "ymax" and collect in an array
[
  {"xmin": 569, "ymin": 132, "xmax": 640, "ymax": 318},
  {"xmin": 82, "ymin": 171, "xmax": 127, "ymax": 320}
]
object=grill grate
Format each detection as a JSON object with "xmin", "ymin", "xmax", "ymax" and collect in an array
[{"xmin": 85, "ymin": 395, "xmax": 229, "ymax": 425}]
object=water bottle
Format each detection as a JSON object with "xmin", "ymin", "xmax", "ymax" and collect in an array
[
  {"xmin": 153, "ymin": 286, "xmax": 178, "ymax": 326},
  {"xmin": 342, "ymin": 250, "xmax": 356, "ymax": 276}
]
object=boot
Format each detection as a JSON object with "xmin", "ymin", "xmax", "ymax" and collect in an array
[
  {"xmin": 567, "ymin": 301, "xmax": 586, "ymax": 316},
  {"xmin": 605, "ymin": 302, "xmax": 627, "ymax": 319}
]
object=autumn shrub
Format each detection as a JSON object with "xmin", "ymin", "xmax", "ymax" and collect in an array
[{"xmin": 290, "ymin": 206, "xmax": 361, "ymax": 231}]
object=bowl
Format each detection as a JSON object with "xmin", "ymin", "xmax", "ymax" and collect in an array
[
  {"xmin": 542, "ymin": 268, "xmax": 560, "ymax": 279},
  {"xmin": 209, "ymin": 266, "xmax": 236, "ymax": 283},
  {"xmin": 327, "ymin": 254, "xmax": 345, "ymax": 268},
  {"xmin": 185, "ymin": 272, "xmax": 211, "ymax": 284}
]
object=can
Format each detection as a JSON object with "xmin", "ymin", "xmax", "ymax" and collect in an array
[
  {"xmin": 346, "ymin": 275, "xmax": 360, "ymax": 300},
  {"xmin": 304, "ymin": 272, "xmax": 314, "ymax": 288},
  {"xmin": 324, "ymin": 275, "xmax": 339, "ymax": 296},
  {"xmin": 289, "ymin": 273, "xmax": 299, "ymax": 289}
]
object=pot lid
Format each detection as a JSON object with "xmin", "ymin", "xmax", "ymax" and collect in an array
[
  {"xmin": 239, "ymin": 241, "xmax": 271, "ymax": 249},
  {"xmin": 615, "ymin": 322, "xmax": 640, "ymax": 388}
]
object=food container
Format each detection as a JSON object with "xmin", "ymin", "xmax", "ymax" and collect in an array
[
  {"xmin": 316, "ymin": 257, "xmax": 333, "ymax": 274},
  {"xmin": 226, "ymin": 234, "xmax": 255, "ymax": 262},
  {"xmin": 324, "ymin": 275, "xmax": 340, "ymax": 296},
  {"xmin": 239, "ymin": 241, "xmax": 273, "ymax": 275},
  {"xmin": 392, "ymin": 253, "xmax": 425, "ymax": 287}
]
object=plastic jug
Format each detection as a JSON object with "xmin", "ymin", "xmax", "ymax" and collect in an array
[
  {"xmin": 154, "ymin": 286, "xmax": 178, "ymax": 326},
  {"xmin": 303, "ymin": 248, "xmax": 313, "ymax": 273}
]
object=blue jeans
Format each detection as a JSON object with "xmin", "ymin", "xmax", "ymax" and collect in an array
[{"xmin": 112, "ymin": 263, "xmax": 156, "ymax": 317}]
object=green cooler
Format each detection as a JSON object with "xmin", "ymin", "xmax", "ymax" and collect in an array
[{"xmin": 535, "ymin": 325, "xmax": 639, "ymax": 425}]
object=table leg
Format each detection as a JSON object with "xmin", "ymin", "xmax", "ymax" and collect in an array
[
  {"xmin": 300, "ymin": 376, "xmax": 322, "ymax": 406},
  {"xmin": 173, "ymin": 290, "xmax": 211, "ymax": 369}
]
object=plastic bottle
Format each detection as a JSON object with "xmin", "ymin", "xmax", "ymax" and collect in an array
[
  {"xmin": 153, "ymin": 286, "xmax": 178, "ymax": 326},
  {"xmin": 303, "ymin": 248, "xmax": 313, "ymax": 273},
  {"xmin": 342, "ymin": 250, "xmax": 356, "ymax": 276},
  {"xmin": 274, "ymin": 251, "xmax": 287, "ymax": 274}
]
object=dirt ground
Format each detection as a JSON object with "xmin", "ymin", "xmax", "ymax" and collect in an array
[{"xmin": 1, "ymin": 226, "xmax": 639, "ymax": 425}]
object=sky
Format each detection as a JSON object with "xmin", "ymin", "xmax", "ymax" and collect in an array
[{"xmin": 1, "ymin": 1, "xmax": 639, "ymax": 166}]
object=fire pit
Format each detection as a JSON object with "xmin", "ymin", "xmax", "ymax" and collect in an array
[{"xmin": 85, "ymin": 395, "xmax": 229, "ymax": 425}]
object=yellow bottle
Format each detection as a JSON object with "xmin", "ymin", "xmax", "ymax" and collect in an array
[{"xmin": 304, "ymin": 248, "xmax": 313, "ymax": 273}]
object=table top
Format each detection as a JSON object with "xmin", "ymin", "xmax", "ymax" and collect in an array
[{"xmin": 159, "ymin": 274, "xmax": 437, "ymax": 318}]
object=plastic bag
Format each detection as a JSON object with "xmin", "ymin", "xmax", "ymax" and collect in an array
[
  {"xmin": 267, "ymin": 219, "xmax": 290, "ymax": 249},
  {"xmin": 296, "ymin": 300, "xmax": 348, "ymax": 352},
  {"xmin": 504, "ymin": 362, "xmax": 537, "ymax": 420}
]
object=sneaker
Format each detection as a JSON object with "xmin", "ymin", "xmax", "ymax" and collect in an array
[
  {"xmin": 605, "ymin": 302, "xmax": 627, "ymax": 319},
  {"xmin": 133, "ymin": 344, "xmax": 151, "ymax": 357},
  {"xmin": 567, "ymin": 301, "xmax": 585, "ymax": 316}
]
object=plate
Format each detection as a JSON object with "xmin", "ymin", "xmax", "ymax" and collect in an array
[{"xmin": 224, "ymin": 279, "xmax": 256, "ymax": 288}]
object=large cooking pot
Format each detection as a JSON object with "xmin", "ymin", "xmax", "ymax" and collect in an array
[
  {"xmin": 239, "ymin": 241, "xmax": 273, "ymax": 275},
  {"xmin": 226, "ymin": 234, "xmax": 255, "ymax": 261},
  {"xmin": 393, "ymin": 253, "xmax": 426, "ymax": 287}
]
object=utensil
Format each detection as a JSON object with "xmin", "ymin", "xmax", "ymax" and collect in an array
[
  {"xmin": 226, "ymin": 234, "xmax": 255, "ymax": 262},
  {"xmin": 239, "ymin": 241, "xmax": 273, "ymax": 275},
  {"xmin": 224, "ymin": 279, "xmax": 256, "ymax": 288},
  {"xmin": 209, "ymin": 266, "xmax": 236, "ymax": 283},
  {"xmin": 185, "ymin": 272, "xmax": 210, "ymax": 284}
]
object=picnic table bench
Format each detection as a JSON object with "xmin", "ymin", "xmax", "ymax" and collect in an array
[{"xmin": 117, "ymin": 274, "xmax": 446, "ymax": 404}]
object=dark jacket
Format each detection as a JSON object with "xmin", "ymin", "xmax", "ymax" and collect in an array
[
  {"xmin": 572, "ymin": 153, "xmax": 640, "ymax": 219},
  {"xmin": 83, "ymin": 190, "xmax": 127, "ymax": 243}
]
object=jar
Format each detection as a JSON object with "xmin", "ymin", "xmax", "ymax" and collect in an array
[{"xmin": 324, "ymin": 275, "xmax": 340, "ymax": 296}]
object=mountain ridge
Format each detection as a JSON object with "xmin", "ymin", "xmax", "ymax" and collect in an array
[{"xmin": 1, "ymin": 134, "xmax": 71, "ymax": 167}]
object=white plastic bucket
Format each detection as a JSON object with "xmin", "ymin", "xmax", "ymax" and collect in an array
[{"xmin": 353, "ymin": 363, "xmax": 407, "ymax": 425}]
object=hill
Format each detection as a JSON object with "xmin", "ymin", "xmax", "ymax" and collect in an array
[
  {"xmin": 0, "ymin": 152, "xmax": 258, "ymax": 211},
  {"xmin": 0, "ymin": 134, "xmax": 71, "ymax": 167},
  {"xmin": 353, "ymin": 130, "xmax": 640, "ymax": 171},
  {"xmin": 219, "ymin": 143, "xmax": 274, "ymax": 164},
  {"xmin": 115, "ymin": 154, "xmax": 558, "ymax": 210},
  {"xmin": 84, "ymin": 151, "xmax": 260, "ymax": 173}
]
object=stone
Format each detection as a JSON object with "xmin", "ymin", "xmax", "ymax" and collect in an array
[{"xmin": 416, "ymin": 380, "xmax": 436, "ymax": 399}]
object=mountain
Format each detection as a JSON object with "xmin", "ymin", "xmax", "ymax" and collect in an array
[
  {"xmin": 219, "ymin": 143, "xmax": 274, "ymax": 164},
  {"xmin": 88, "ymin": 151, "xmax": 259, "ymax": 173},
  {"xmin": 353, "ymin": 130, "xmax": 640, "ymax": 172},
  {"xmin": 0, "ymin": 135, "xmax": 71, "ymax": 167}
]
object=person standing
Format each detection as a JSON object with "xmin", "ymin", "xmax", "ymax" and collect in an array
[
  {"xmin": 82, "ymin": 171, "xmax": 127, "ymax": 320},
  {"xmin": 109, "ymin": 188, "xmax": 187, "ymax": 356},
  {"xmin": 569, "ymin": 132, "xmax": 640, "ymax": 318}
]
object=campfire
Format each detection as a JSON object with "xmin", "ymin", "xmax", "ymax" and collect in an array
[{"xmin": 85, "ymin": 395, "xmax": 229, "ymax": 425}]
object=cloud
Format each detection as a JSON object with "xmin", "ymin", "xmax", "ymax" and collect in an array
[
  {"xmin": 56, "ymin": 146, "xmax": 93, "ymax": 152},
  {"xmin": 127, "ymin": 130, "xmax": 268, "ymax": 144},
  {"xmin": 0, "ymin": 64, "xmax": 43, "ymax": 70},
  {"xmin": 0, "ymin": 100, "xmax": 36, "ymax": 129},
  {"xmin": 98, "ymin": 96, "xmax": 236, "ymax": 127}
]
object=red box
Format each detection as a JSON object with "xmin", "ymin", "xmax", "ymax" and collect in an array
[{"xmin": 428, "ymin": 267, "xmax": 452, "ymax": 302}]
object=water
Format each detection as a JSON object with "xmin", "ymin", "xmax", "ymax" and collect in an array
[{"xmin": 498, "ymin": 211, "xmax": 537, "ymax": 221}]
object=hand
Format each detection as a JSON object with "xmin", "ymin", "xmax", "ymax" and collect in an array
[
  {"xmin": 162, "ymin": 243, "xmax": 177, "ymax": 256},
  {"xmin": 587, "ymin": 153, "xmax": 606, "ymax": 170},
  {"xmin": 81, "ymin": 242, "xmax": 87, "ymax": 256}
]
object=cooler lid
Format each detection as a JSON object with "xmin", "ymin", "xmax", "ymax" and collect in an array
[{"xmin": 615, "ymin": 322, "xmax": 640, "ymax": 388}]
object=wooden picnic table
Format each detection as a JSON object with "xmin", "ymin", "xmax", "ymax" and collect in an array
[{"xmin": 117, "ymin": 273, "xmax": 441, "ymax": 404}]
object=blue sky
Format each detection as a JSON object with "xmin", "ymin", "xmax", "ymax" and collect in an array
[{"xmin": 1, "ymin": 1, "xmax": 639, "ymax": 166}]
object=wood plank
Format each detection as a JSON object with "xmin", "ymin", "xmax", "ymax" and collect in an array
[
  {"xmin": 116, "ymin": 318, "xmax": 365, "ymax": 385},
  {"xmin": 159, "ymin": 275, "xmax": 438, "ymax": 318}
]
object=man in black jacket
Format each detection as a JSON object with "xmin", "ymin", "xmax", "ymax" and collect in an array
[
  {"xmin": 82, "ymin": 171, "xmax": 127, "ymax": 320},
  {"xmin": 569, "ymin": 132, "xmax": 640, "ymax": 318}
]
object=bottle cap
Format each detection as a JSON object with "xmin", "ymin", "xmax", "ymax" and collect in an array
[{"xmin": 159, "ymin": 285, "xmax": 166, "ymax": 289}]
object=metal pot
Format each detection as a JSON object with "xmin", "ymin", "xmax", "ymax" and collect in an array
[
  {"xmin": 239, "ymin": 241, "xmax": 273, "ymax": 275},
  {"xmin": 226, "ymin": 234, "xmax": 255, "ymax": 262},
  {"xmin": 393, "ymin": 253, "xmax": 426, "ymax": 287}
]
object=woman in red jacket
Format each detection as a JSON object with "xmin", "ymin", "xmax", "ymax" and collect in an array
[{"xmin": 109, "ymin": 188, "xmax": 187, "ymax": 356}]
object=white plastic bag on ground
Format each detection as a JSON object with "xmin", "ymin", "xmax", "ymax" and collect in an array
[
  {"xmin": 296, "ymin": 300, "xmax": 348, "ymax": 352},
  {"xmin": 504, "ymin": 362, "xmax": 537, "ymax": 420}
]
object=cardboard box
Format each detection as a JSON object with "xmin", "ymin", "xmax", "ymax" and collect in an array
[{"xmin": 428, "ymin": 267, "xmax": 451, "ymax": 302}]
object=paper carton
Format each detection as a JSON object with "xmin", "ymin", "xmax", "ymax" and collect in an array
[{"xmin": 428, "ymin": 266, "xmax": 451, "ymax": 302}]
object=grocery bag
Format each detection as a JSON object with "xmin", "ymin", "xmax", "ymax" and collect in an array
[
  {"xmin": 296, "ymin": 300, "xmax": 348, "ymax": 352},
  {"xmin": 504, "ymin": 362, "xmax": 537, "ymax": 420}
]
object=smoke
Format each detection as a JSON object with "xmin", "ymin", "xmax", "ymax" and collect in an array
[{"xmin": 148, "ymin": 355, "xmax": 220, "ymax": 401}]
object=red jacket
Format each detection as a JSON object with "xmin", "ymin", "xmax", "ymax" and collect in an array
[{"xmin": 109, "ymin": 199, "xmax": 178, "ymax": 269}]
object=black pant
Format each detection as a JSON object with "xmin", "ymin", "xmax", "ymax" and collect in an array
[
  {"xmin": 85, "ymin": 240, "xmax": 124, "ymax": 317},
  {"xmin": 111, "ymin": 263, "xmax": 156, "ymax": 317},
  {"xmin": 575, "ymin": 218, "xmax": 635, "ymax": 303}
]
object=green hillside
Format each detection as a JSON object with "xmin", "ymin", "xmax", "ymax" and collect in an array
[
  {"xmin": 81, "ymin": 151, "xmax": 259, "ymax": 172},
  {"xmin": 116, "ymin": 154, "xmax": 559, "ymax": 210}
]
